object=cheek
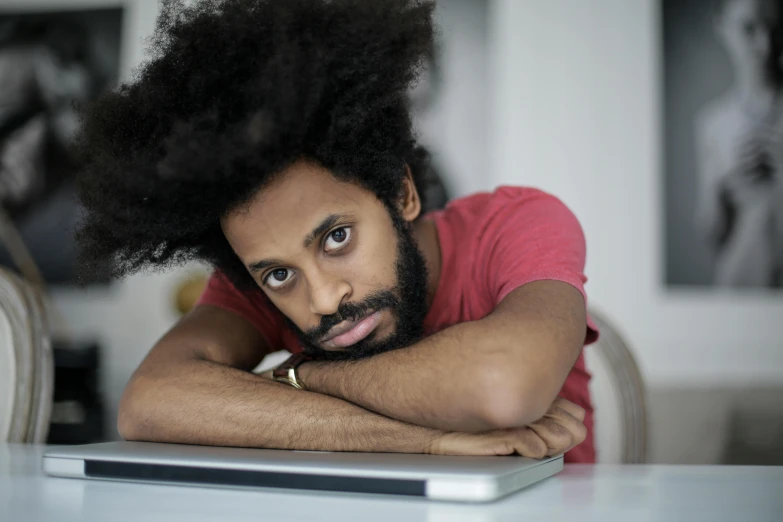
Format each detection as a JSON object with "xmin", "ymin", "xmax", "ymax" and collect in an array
[{"xmin": 347, "ymin": 232, "xmax": 398, "ymax": 289}]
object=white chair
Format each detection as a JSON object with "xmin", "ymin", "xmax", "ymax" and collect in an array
[
  {"xmin": 0, "ymin": 208, "xmax": 54, "ymax": 444},
  {"xmin": 585, "ymin": 309, "xmax": 648, "ymax": 463},
  {"xmin": 0, "ymin": 268, "xmax": 53, "ymax": 443}
]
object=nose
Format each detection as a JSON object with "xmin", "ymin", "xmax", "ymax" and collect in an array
[{"xmin": 307, "ymin": 267, "xmax": 352, "ymax": 317}]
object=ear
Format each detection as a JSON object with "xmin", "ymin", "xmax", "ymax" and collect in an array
[{"xmin": 399, "ymin": 164, "xmax": 422, "ymax": 222}]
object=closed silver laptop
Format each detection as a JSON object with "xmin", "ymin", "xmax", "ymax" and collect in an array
[{"xmin": 43, "ymin": 441, "xmax": 563, "ymax": 502}]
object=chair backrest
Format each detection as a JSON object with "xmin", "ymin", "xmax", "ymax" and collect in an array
[
  {"xmin": 0, "ymin": 267, "xmax": 53, "ymax": 443},
  {"xmin": 0, "ymin": 206, "xmax": 54, "ymax": 444},
  {"xmin": 585, "ymin": 309, "xmax": 648, "ymax": 464}
]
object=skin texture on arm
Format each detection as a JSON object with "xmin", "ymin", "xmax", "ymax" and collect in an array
[
  {"xmin": 299, "ymin": 280, "xmax": 587, "ymax": 433},
  {"xmin": 118, "ymin": 304, "xmax": 443, "ymax": 453}
]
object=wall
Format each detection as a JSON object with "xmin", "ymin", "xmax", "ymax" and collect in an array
[
  {"xmin": 415, "ymin": 0, "xmax": 490, "ymax": 199},
  {"xmin": 486, "ymin": 0, "xmax": 783, "ymax": 387}
]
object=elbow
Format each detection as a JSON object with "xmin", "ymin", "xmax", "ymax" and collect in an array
[
  {"xmin": 117, "ymin": 409, "xmax": 139, "ymax": 441},
  {"xmin": 471, "ymin": 368, "xmax": 551, "ymax": 430},
  {"xmin": 116, "ymin": 377, "xmax": 151, "ymax": 441},
  {"xmin": 475, "ymin": 393, "xmax": 549, "ymax": 431}
]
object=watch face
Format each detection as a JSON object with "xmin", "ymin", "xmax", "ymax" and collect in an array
[
  {"xmin": 272, "ymin": 367, "xmax": 303, "ymax": 389},
  {"xmin": 272, "ymin": 354, "xmax": 308, "ymax": 389}
]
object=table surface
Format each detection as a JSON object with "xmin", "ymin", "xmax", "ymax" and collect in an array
[{"xmin": 2, "ymin": 444, "xmax": 782, "ymax": 522}]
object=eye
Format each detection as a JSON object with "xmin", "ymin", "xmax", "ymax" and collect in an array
[
  {"xmin": 324, "ymin": 226, "xmax": 352, "ymax": 253},
  {"xmin": 264, "ymin": 268, "xmax": 294, "ymax": 289}
]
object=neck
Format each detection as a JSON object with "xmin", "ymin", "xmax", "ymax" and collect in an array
[{"xmin": 412, "ymin": 217, "xmax": 442, "ymax": 309}]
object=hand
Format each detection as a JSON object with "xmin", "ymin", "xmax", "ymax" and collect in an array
[
  {"xmin": 736, "ymin": 131, "xmax": 774, "ymax": 182},
  {"xmin": 721, "ymin": 129, "xmax": 778, "ymax": 204},
  {"xmin": 527, "ymin": 396, "xmax": 588, "ymax": 456},
  {"xmin": 427, "ymin": 397, "xmax": 586, "ymax": 458}
]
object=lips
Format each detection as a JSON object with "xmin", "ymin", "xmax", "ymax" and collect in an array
[{"xmin": 321, "ymin": 311, "xmax": 383, "ymax": 349}]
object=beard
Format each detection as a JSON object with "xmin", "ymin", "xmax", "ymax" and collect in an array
[{"xmin": 284, "ymin": 210, "xmax": 430, "ymax": 361}]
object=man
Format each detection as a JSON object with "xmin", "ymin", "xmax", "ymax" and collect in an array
[
  {"xmin": 695, "ymin": 0, "xmax": 783, "ymax": 287},
  {"xmin": 76, "ymin": 0, "xmax": 597, "ymax": 462}
]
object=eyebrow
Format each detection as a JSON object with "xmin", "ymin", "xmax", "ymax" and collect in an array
[{"xmin": 247, "ymin": 213, "xmax": 353, "ymax": 274}]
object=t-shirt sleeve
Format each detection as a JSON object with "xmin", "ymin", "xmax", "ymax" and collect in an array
[
  {"xmin": 482, "ymin": 189, "xmax": 598, "ymax": 343},
  {"xmin": 196, "ymin": 271, "xmax": 289, "ymax": 350}
]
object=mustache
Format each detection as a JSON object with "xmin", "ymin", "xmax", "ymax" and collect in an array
[{"xmin": 302, "ymin": 290, "xmax": 399, "ymax": 342}]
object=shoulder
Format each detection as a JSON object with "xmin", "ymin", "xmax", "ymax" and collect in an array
[
  {"xmin": 466, "ymin": 186, "xmax": 579, "ymax": 232},
  {"xmin": 485, "ymin": 186, "xmax": 584, "ymax": 247},
  {"xmin": 695, "ymin": 93, "xmax": 741, "ymax": 147},
  {"xmin": 433, "ymin": 186, "xmax": 571, "ymax": 224},
  {"xmin": 696, "ymin": 92, "xmax": 736, "ymax": 128},
  {"xmin": 431, "ymin": 186, "xmax": 584, "ymax": 254}
]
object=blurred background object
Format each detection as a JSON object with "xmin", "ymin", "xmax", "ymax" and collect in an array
[
  {"xmin": 173, "ymin": 274, "xmax": 208, "ymax": 317},
  {"xmin": 3, "ymin": 0, "xmax": 778, "ymax": 467},
  {"xmin": 0, "ymin": 7, "xmax": 122, "ymax": 284},
  {"xmin": 586, "ymin": 309, "xmax": 648, "ymax": 463},
  {"xmin": 46, "ymin": 339, "xmax": 103, "ymax": 444},
  {"xmin": 663, "ymin": 0, "xmax": 783, "ymax": 288},
  {"xmin": 0, "ymin": 265, "xmax": 52, "ymax": 443},
  {"xmin": 0, "ymin": 3, "xmax": 124, "ymax": 445}
]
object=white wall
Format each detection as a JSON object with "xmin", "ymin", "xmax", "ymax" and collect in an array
[
  {"xmin": 417, "ymin": 0, "xmax": 489, "ymax": 199},
  {"xmin": 487, "ymin": 0, "xmax": 783, "ymax": 387}
]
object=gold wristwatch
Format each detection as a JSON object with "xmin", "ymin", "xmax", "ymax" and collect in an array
[{"xmin": 272, "ymin": 353, "xmax": 311, "ymax": 390}]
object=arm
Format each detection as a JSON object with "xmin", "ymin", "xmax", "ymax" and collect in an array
[
  {"xmin": 300, "ymin": 280, "xmax": 586, "ymax": 433},
  {"xmin": 694, "ymin": 117, "xmax": 731, "ymax": 250},
  {"xmin": 121, "ymin": 303, "xmax": 585, "ymax": 457},
  {"xmin": 118, "ymin": 304, "xmax": 442, "ymax": 453}
]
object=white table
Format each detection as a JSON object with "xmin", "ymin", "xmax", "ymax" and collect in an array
[{"xmin": 2, "ymin": 444, "xmax": 782, "ymax": 522}]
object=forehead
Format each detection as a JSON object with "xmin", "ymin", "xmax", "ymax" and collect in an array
[{"xmin": 221, "ymin": 160, "xmax": 382, "ymax": 260}]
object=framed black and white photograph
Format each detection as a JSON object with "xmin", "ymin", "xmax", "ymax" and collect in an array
[
  {"xmin": 663, "ymin": 0, "xmax": 783, "ymax": 288},
  {"xmin": 0, "ymin": 6, "xmax": 123, "ymax": 284}
]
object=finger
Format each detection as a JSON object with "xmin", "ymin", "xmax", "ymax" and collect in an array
[
  {"xmin": 545, "ymin": 411, "xmax": 587, "ymax": 450},
  {"xmin": 546, "ymin": 407, "xmax": 587, "ymax": 444},
  {"xmin": 550, "ymin": 397, "xmax": 586, "ymax": 422},
  {"xmin": 508, "ymin": 428, "xmax": 548, "ymax": 459},
  {"xmin": 540, "ymin": 405, "xmax": 588, "ymax": 455},
  {"xmin": 528, "ymin": 417, "xmax": 576, "ymax": 456}
]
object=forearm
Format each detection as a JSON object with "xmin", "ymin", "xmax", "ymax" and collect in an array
[
  {"xmin": 118, "ymin": 357, "xmax": 442, "ymax": 453},
  {"xmin": 301, "ymin": 320, "xmax": 524, "ymax": 433},
  {"xmin": 301, "ymin": 282, "xmax": 586, "ymax": 433}
]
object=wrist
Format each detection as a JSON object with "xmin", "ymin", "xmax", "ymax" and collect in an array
[
  {"xmin": 297, "ymin": 360, "xmax": 326, "ymax": 393},
  {"xmin": 272, "ymin": 353, "xmax": 311, "ymax": 390},
  {"xmin": 423, "ymin": 430, "xmax": 449, "ymax": 455}
]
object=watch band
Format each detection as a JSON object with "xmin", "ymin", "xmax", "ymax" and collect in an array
[{"xmin": 272, "ymin": 353, "xmax": 311, "ymax": 390}]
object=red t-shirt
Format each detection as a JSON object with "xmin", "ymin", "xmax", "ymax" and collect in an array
[{"xmin": 198, "ymin": 186, "xmax": 598, "ymax": 463}]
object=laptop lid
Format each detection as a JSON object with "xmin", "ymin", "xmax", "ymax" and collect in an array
[{"xmin": 43, "ymin": 441, "xmax": 563, "ymax": 502}]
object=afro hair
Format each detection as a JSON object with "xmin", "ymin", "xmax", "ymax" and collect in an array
[{"xmin": 75, "ymin": 0, "xmax": 435, "ymax": 290}]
